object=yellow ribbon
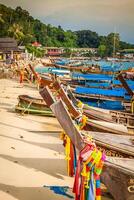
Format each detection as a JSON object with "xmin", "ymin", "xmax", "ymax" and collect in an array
[
  {"xmin": 77, "ymin": 101, "xmax": 84, "ymax": 109},
  {"xmin": 131, "ymin": 98, "xmax": 134, "ymax": 114}
]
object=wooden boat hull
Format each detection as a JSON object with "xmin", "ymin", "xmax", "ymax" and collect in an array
[
  {"xmin": 67, "ymin": 89, "xmax": 134, "ymax": 133},
  {"xmin": 17, "ymin": 95, "xmax": 49, "ymax": 111},
  {"xmin": 39, "ymin": 87, "xmax": 134, "ymax": 200},
  {"xmin": 50, "ymin": 100, "xmax": 134, "ymax": 200},
  {"xmin": 16, "ymin": 95, "xmax": 54, "ymax": 116},
  {"xmin": 50, "ymin": 82, "xmax": 130, "ymax": 135},
  {"xmin": 83, "ymin": 131, "xmax": 134, "ymax": 158},
  {"xmin": 102, "ymin": 158, "xmax": 134, "ymax": 200},
  {"xmin": 15, "ymin": 105, "xmax": 54, "ymax": 116}
]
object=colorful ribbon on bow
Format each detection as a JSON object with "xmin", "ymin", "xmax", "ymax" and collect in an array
[
  {"xmin": 77, "ymin": 101, "xmax": 84, "ymax": 109},
  {"xmin": 73, "ymin": 144, "xmax": 106, "ymax": 200},
  {"xmin": 60, "ymin": 132, "xmax": 77, "ymax": 177},
  {"xmin": 76, "ymin": 115, "xmax": 88, "ymax": 130}
]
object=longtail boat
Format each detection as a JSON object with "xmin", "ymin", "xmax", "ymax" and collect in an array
[
  {"xmin": 26, "ymin": 66, "xmax": 134, "ymax": 132},
  {"xmin": 67, "ymin": 88, "xmax": 134, "ymax": 133},
  {"xmin": 28, "ymin": 64, "xmax": 53, "ymax": 88},
  {"xmin": 73, "ymin": 86, "xmax": 130, "ymax": 102},
  {"xmin": 40, "ymin": 86, "xmax": 134, "ymax": 157},
  {"xmin": 50, "ymin": 80, "xmax": 131, "ymax": 135},
  {"xmin": 39, "ymin": 87, "xmax": 134, "ymax": 200},
  {"xmin": 15, "ymin": 92, "xmax": 134, "ymax": 133},
  {"xmin": 15, "ymin": 95, "xmax": 54, "ymax": 116},
  {"xmin": 70, "ymin": 72, "xmax": 134, "ymax": 107}
]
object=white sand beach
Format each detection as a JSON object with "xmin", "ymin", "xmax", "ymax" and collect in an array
[{"xmin": 0, "ymin": 79, "xmax": 112, "ymax": 200}]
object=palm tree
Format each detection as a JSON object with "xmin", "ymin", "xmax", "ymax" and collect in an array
[
  {"xmin": 0, "ymin": 14, "xmax": 4, "ymax": 23},
  {"xmin": 8, "ymin": 23, "xmax": 24, "ymax": 42}
]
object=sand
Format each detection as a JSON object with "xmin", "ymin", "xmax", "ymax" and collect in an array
[{"xmin": 0, "ymin": 79, "xmax": 112, "ymax": 200}]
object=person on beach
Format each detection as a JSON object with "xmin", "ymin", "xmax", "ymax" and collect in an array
[{"xmin": 19, "ymin": 67, "xmax": 24, "ymax": 86}]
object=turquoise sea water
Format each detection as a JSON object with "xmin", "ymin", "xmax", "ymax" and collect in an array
[
  {"xmin": 86, "ymin": 60, "xmax": 134, "ymax": 71},
  {"xmin": 56, "ymin": 59, "xmax": 134, "ymax": 72},
  {"xmin": 35, "ymin": 66, "xmax": 70, "ymax": 75},
  {"xmin": 35, "ymin": 60, "xmax": 134, "ymax": 74}
]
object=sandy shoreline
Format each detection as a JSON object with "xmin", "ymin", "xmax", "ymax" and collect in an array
[{"xmin": 0, "ymin": 79, "xmax": 112, "ymax": 200}]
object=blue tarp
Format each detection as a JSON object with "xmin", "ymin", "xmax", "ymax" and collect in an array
[
  {"xmin": 85, "ymin": 82, "xmax": 111, "ymax": 88},
  {"xmin": 75, "ymin": 87, "xmax": 130, "ymax": 99},
  {"xmin": 72, "ymin": 73, "xmax": 134, "ymax": 88},
  {"xmin": 78, "ymin": 98, "xmax": 124, "ymax": 110},
  {"xmin": 85, "ymin": 80, "xmax": 134, "ymax": 89}
]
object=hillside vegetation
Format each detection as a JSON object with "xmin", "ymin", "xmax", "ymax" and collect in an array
[{"xmin": 0, "ymin": 4, "xmax": 134, "ymax": 56}]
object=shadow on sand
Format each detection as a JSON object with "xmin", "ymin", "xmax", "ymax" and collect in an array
[{"xmin": 0, "ymin": 183, "xmax": 73, "ymax": 200}]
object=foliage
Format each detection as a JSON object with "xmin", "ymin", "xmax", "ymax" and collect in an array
[
  {"xmin": 106, "ymin": 33, "xmax": 120, "ymax": 56},
  {"xmin": 0, "ymin": 3, "xmax": 134, "ymax": 57},
  {"xmin": 26, "ymin": 45, "xmax": 44, "ymax": 58},
  {"xmin": 64, "ymin": 48, "xmax": 74, "ymax": 57},
  {"xmin": 98, "ymin": 44, "xmax": 107, "ymax": 58},
  {"xmin": 0, "ymin": 4, "xmax": 77, "ymax": 47},
  {"xmin": 119, "ymin": 41, "xmax": 134, "ymax": 49},
  {"xmin": 75, "ymin": 30, "xmax": 99, "ymax": 48},
  {"xmin": 99, "ymin": 33, "xmax": 120, "ymax": 56},
  {"xmin": 8, "ymin": 23, "xmax": 24, "ymax": 43}
]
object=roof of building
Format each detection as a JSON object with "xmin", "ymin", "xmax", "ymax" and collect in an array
[
  {"xmin": 0, "ymin": 37, "xmax": 20, "ymax": 52},
  {"xmin": 32, "ymin": 42, "xmax": 42, "ymax": 47}
]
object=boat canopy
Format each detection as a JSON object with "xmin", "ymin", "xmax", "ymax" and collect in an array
[
  {"xmin": 75, "ymin": 86, "xmax": 131, "ymax": 99},
  {"xmin": 85, "ymin": 80, "xmax": 134, "ymax": 89}
]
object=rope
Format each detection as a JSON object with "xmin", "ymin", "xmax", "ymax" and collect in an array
[
  {"xmin": 21, "ymin": 100, "xmax": 34, "ymax": 115},
  {"xmin": 53, "ymin": 88, "xmax": 62, "ymax": 97}
]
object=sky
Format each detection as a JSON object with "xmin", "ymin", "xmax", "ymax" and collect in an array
[{"xmin": 1, "ymin": 0, "xmax": 134, "ymax": 43}]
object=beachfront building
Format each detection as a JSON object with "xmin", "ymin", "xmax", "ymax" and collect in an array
[
  {"xmin": 44, "ymin": 47, "xmax": 97, "ymax": 57},
  {"xmin": 119, "ymin": 49, "xmax": 134, "ymax": 59},
  {"xmin": 44, "ymin": 47, "xmax": 64, "ymax": 56},
  {"xmin": 32, "ymin": 42, "xmax": 42, "ymax": 48},
  {"xmin": 0, "ymin": 37, "xmax": 22, "ymax": 62},
  {"xmin": 69, "ymin": 47, "xmax": 98, "ymax": 56}
]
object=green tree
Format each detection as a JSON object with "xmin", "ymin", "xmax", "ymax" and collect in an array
[
  {"xmin": 75, "ymin": 30, "xmax": 99, "ymax": 48},
  {"xmin": 106, "ymin": 33, "xmax": 120, "ymax": 56},
  {"xmin": 98, "ymin": 44, "xmax": 107, "ymax": 58},
  {"xmin": 0, "ymin": 13, "xmax": 4, "ymax": 23},
  {"xmin": 26, "ymin": 45, "xmax": 44, "ymax": 58},
  {"xmin": 0, "ymin": 4, "xmax": 134, "ymax": 49},
  {"xmin": 64, "ymin": 48, "xmax": 73, "ymax": 57},
  {"xmin": 8, "ymin": 23, "xmax": 24, "ymax": 42}
]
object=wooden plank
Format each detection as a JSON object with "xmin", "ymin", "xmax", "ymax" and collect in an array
[
  {"xmin": 40, "ymin": 77, "xmax": 53, "ymax": 88},
  {"xmin": 84, "ymin": 131, "xmax": 134, "ymax": 157},
  {"xmin": 50, "ymin": 100, "xmax": 134, "ymax": 200},
  {"xmin": 118, "ymin": 73, "xmax": 133, "ymax": 96},
  {"xmin": 67, "ymin": 88, "xmax": 79, "ymax": 105},
  {"xmin": 84, "ymin": 109, "xmax": 114, "ymax": 123},
  {"xmin": 50, "ymin": 100, "xmax": 84, "ymax": 150},
  {"xmin": 53, "ymin": 81, "xmax": 81, "ymax": 119},
  {"xmin": 74, "ymin": 92, "xmax": 125, "ymax": 101},
  {"xmin": 86, "ymin": 119, "xmax": 129, "ymax": 135},
  {"xmin": 28, "ymin": 64, "xmax": 39, "ymax": 80},
  {"xmin": 102, "ymin": 158, "xmax": 134, "ymax": 200},
  {"xmin": 39, "ymin": 86, "xmax": 55, "ymax": 107}
]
